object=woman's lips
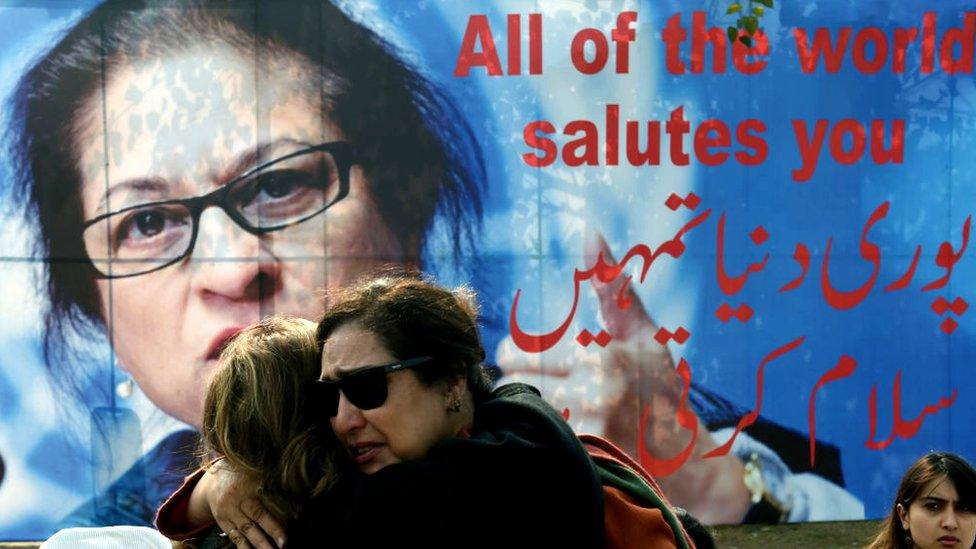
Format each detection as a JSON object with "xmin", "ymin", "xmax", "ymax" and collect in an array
[
  {"xmin": 205, "ymin": 327, "xmax": 245, "ymax": 361},
  {"xmin": 939, "ymin": 536, "xmax": 960, "ymax": 547},
  {"xmin": 350, "ymin": 444, "xmax": 383, "ymax": 466}
]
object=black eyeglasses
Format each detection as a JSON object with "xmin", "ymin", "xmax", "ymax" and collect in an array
[
  {"xmin": 81, "ymin": 141, "xmax": 355, "ymax": 279},
  {"xmin": 309, "ymin": 356, "xmax": 434, "ymax": 417}
]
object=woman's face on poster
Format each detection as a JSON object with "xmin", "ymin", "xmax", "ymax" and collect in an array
[{"xmin": 73, "ymin": 45, "xmax": 403, "ymax": 426}]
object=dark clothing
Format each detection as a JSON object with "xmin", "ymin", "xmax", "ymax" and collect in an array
[
  {"xmin": 158, "ymin": 383, "xmax": 607, "ymax": 548},
  {"xmin": 89, "ymin": 384, "xmax": 846, "ymax": 530},
  {"xmin": 295, "ymin": 383, "xmax": 606, "ymax": 547}
]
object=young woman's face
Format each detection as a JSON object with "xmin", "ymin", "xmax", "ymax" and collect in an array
[
  {"xmin": 74, "ymin": 46, "xmax": 403, "ymax": 425},
  {"xmin": 322, "ymin": 322, "xmax": 465, "ymax": 475},
  {"xmin": 899, "ymin": 475, "xmax": 976, "ymax": 549}
]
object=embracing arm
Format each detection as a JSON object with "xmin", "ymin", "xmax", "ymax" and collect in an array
[
  {"xmin": 155, "ymin": 465, "xmax": 213, "ymax": 540},
  {"xmin": 155, "ymin": 460, "xmax": 286, "ymax": 549}
]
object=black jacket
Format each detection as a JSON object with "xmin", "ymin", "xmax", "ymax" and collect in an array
[{"xmin": 292, "ymin": 383, "xmax": 607, "ymax": 548}]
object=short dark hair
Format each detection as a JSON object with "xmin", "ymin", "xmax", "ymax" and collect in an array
[
  {"xmin": 7, "ymin": 0, "xmax": 484, "ymax": 404},
  {"xmin": 317, "ymin": 270, "xmax": 493, "ymax": 402}
]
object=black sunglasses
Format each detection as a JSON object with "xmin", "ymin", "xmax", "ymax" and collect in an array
[{"xmin": 309, "ymin": 356, "xmax": 434, "ymax": 417}]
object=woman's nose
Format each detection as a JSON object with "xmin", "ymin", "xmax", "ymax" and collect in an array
[
  {"xmin": 190, "ymin": 208, "xmax": 282, "ymax": 301},
  {"xmin": 332, "ymin": 392, "xmax": 367, "ymax": 435},
  {"xmin": 943, "ymin": 510, "xmax": 960, "ymax": 529}
]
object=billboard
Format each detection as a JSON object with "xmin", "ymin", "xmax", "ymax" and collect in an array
[{"xmin": 0, "ymin": 0, "xmax": 973, "ymax": 539}]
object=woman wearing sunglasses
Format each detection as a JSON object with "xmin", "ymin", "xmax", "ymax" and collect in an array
[{"xmin": 157, "ymin": 273, "xmax": 609, "ymax": 548}]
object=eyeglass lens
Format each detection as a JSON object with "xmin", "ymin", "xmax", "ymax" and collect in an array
[{"xmin": 83, "ymin": 146, "xmax": 343, "ymax": 277}]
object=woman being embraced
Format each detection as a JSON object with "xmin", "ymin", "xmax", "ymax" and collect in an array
[
  {"xmin": 868, "ymin": 452, "xmax": 976, "ymax": 549},
  {"xmin": 186, "ymin": 315, "xmax": 339, "ymax": 548},
  {"xmin": 158, "ymin": 273, "xmax": 609, "ymax": 548}
]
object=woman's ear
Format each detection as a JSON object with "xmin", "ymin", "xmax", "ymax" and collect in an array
[
  {"xmin": 897, "ymin": 502, "xmax": 910, "ymax": 530},
  {"xmin": 445, "ymin": 375, "xmax": 466, "ymax": 413}
]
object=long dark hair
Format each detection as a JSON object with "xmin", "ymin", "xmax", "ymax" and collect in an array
[
  {"xmin": 6, "ymin": 0, "xmax": 484, "ymax": 407},
  {"xmin": 868, "ymin": 452, "xmax": 976, "ymax": 549}
]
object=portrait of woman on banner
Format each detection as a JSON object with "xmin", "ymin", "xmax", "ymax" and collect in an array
[
  {"xmin": 8, "ymin": 0, "xmax": 481, "ymax": 527},
  {"xmin": 5, "ymin": 0, "xmax": 861, "ymax": 532}
]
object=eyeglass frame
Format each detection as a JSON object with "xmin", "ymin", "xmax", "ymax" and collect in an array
[
  {"xmin": 81, "ymin": 140, "xmax": 355, "ymax": 279},
  {"xmin": 309, "ymin": 356, "xmax": 435, "ymax": 416}
]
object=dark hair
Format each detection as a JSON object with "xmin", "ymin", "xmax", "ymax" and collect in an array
[
  {"xmin": 7, "ymin": 0, "xmax": 484, "ymax": 406},
  {"xmin": 202, "ymin": 315, "xmax": 341, "ymax": 523},
  {"xmin": 868, "ymin": 452, "xmax": 976, "ymax": 549},
  {"xmin": 317, "ymin": 270, "xmax": 493, "ymax": 402}
]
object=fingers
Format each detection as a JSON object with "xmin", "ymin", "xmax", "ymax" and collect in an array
[
  {"xmin": 207, "ymin": 465, "xmax": 284, "ymax": 549},
  {"xmin": 214, "ymin": 519, "xmax": 251, "ymax": 549},
  {"xmin": 217, "ymin": 515, "xmax": 277, "ymax": 549},
  {"xmin": 224, "ymin": 526, "xmax": 252, "ymax": 549},
  {"xmin": 242, "ymin": 498, "xmax": 287, "ymax": 549},
  {"xmin": 585, "ymin": 230, "xmax": 657, "ymax": 339},
  {"xmin": 235, "ymin": 515, "xmax": 276, "ymax": 549}
]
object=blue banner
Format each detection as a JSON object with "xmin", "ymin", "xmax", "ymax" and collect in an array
[{"xmin": 0, "ymin": 0, "xmax": 973, "ymax": 539}]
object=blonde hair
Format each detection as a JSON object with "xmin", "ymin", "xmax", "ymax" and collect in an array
[{"xmin": 201, "ymin": 315, "xmax": 341, "ymax": 523}]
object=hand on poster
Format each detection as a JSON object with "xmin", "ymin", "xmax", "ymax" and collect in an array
[{"xmin": 497, "ymin": 232, "xmax": 751, "ymax": 524}]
